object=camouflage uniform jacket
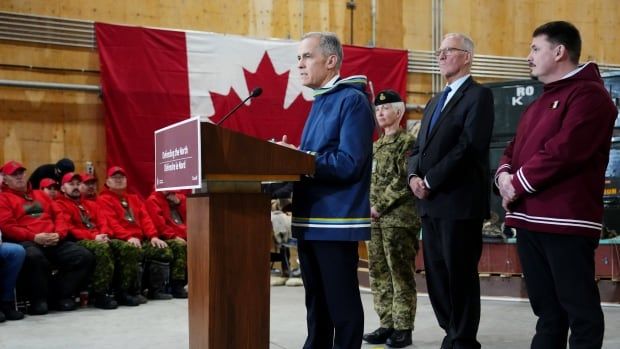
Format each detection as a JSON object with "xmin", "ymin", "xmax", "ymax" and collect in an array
[{"xmin": 371, "ymin": 130, "xmax": 418, "ymax": 228}]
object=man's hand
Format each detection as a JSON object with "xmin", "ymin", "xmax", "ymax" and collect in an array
[
  {"xmin": 502, "ymin": 197, "xmax": 513, "ymax": 212},
  {"xmin": 34, "ymin": 233, "xmax": 52, "ymax": 246},
  {"xmin": 174, "ymin": 237, "xmax": 187, "ymax": 246},
  {"xmin": 47, "ymin": 233, "xmax": 60, "ymax": 246},
  {"xmin": 95, "ymin": 234, "xmax": 109, "ymax": 243},
  {"xmin": 150, "ymin": 237, "xmax": 168, "ymax": 249},
  {"xmin": 370, "ymin": 206, "xmax": 380, "ymax": 221},
  {"xmin": 127, "ymin": 237, "xmax": 142, "ymax": 248},
  {"xmin": 276, "ymin": 135, "xmax": 299, "ymax": 150},
  {"xmin": 409, "ymin": 176, "xmax": 430, "ymax": 200},
  {"xmin": 34, "ymin": 232, "xmax": 59, "ymax": 247},
  {"xmin": 497, "ymin": 172, "xmax": 517, "ymax": 211}
]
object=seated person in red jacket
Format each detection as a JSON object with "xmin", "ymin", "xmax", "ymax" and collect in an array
[
  {"xmin": 97, "ymin": 166, "xmax": 173, "ymax": 300},
  {"xmin": 145, "ymin": 190, "xmax": 188, "ymax": 298},
  {"xmin": 0, "ymin": 160, "xmax": 94, "ymax": 315},
  {"xmin": 53, "ymin": 172, "xmax": 146, "ymax": 308},
  {"xmin": 39, "ymin": 178, "xmax": 60, "ymax": 200},
  {"xmin": 79, "ymin": 173, "xmax": 98, "ymax": 202}
]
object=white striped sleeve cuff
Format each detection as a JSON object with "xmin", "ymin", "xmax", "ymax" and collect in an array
[{"xmin": 516, "ymin": 167, "xmax": 536, "ymax": 193}]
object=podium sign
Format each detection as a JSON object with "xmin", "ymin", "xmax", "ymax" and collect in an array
[{"xmin": 154, "ymin": 117, "xmax": 201, "ymax": 191}]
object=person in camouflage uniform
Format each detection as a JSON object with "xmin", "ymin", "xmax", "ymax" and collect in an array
[
  {"xmin": 52, "ymin": 172, "xmax": 143, "ymax": 308},
  {"xmin": 363, "ymin": 90, "xmax": 420, "ymax": 348}
]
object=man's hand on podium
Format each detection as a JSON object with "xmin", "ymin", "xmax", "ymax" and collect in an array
[{"xmin": 275, "ymin": 135, "xmax": 298, "ymax": 150}]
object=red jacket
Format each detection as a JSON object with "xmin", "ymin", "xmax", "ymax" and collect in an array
[
  {"xmin": 52, "ymin": 195, "xmax": 106, "ymax": 240},
  {"xmin": 82, "ymin": 194, "xmax": 97, "ymax": 202},
  {"xmin": 96, "ymin": 188, "xmax": 157, "ymax": 241},
  {"xmin": 0, "ymin": 186, "xmax": 66, "ymax": 241},
  {"xmin": 145, "ymin": 191, "xmax": 187, "ymax": 240},
  {"xmin": 496, "ymin": 63, "xmax": 617, "ymax": 238}
]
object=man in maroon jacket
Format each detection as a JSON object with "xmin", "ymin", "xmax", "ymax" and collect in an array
[
  {"xmin": 496, "ymin": 21, "xmax": 616, "ymax": 349},
  {"xmin": 145, "ymin": 190, "xmax": 188, "ymax": 298},
  {"xmin": 0, "ymin": 160, "xmax": 94, "ymax": 315}
]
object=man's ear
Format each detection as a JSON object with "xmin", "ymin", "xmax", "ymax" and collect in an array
[
  {"xmin": 555, "ymin": 44, "xmax": 566, "ymax": 61},
  {"xmin": 460, "ymin": 51, "xmax": 472, "ymax": 67},
  {"xmin": 326, "ymin": 54, "xmax": 337, "ymax": 69}
]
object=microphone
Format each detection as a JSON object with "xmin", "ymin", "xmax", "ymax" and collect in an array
[{"xmin": 216, "ymin": 87, "xmax": 263, "ymax": 126}]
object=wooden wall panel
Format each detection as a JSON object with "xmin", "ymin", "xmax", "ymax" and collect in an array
[
  {"xmin": 375, "ymin": 0, "xmax": 404, "ymax": 48},
  {"xmin": 443, "ymin": 0, "xmax": 620, "ymax": 63},
  {"xmin": 403, "ymin": 0, "xmax": 432, "ymax": 50},
  {"xmin": 0, "ymin": 87, "xmax": 105, "ymax": 177}
]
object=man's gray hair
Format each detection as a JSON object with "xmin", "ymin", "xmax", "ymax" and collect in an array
[
  {"xmin": 302, "ymin": 32, "xmax": 343, "ymax": 70},
  {"xmin": 444, "ymin": 33, "xmax": 475, "ymax": 64}
]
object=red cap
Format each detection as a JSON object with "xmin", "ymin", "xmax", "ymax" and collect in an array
[
  {"xmin": 107, "ymin": 166, "xmax": 126, "ymax": 178},
  {"xmin": 61, "ymin": 172, "xmax": 82, "ymax": 185},
  {"xmin": 81, "ymin": 172, "xmax": 97, "ymax": 183},
  {"xmin": 1, "ymin": 160, "xmax": 26, "ymax": 175},
  {"xmin": 40, "ymin": 178, "xmax": 59, "ymax": 189}
]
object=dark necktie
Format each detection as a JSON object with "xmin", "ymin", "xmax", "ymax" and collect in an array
[{"xmin": 428, "ymin": 86, "xmax": 452, "ymax": 133}]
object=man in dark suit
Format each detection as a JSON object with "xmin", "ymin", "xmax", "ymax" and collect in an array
[{"xmin": 407, "ymin": 33, "xmax": 494, "ymax": 349}]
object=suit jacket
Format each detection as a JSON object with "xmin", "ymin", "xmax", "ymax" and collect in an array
[{"xmin": 407, "ymin": 76, "xmax": 494, "ymax": 219}]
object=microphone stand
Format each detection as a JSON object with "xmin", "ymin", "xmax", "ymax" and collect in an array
[{"xmin": 216, "ymin": 91, "xmax": 259, "ymax": 126}]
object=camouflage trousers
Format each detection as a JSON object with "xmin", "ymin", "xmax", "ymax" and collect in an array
[
  {"xmin": 141, "ymin": 240, "xmax": 186, "ymax": 281},
  {"xmin": 164, "ymin": 239, "xmax": 187, "ymax": 281},
  {"xmin": 77, "ymin": 240, "xmax": 114, "ymax": 294},
  {"xmin": 78, "ymin": 239, "xmax": 142, "ymax": 293},
  {"xmin": 368, "ymin": 227, "xmax": 419, "ymax": 330},
  {"xmin": 141, "ymin": 242, "xmax": 173, "ymax": 264},
  {"xmin": 109, "ymin": 239, "xmax": 143, "ymax": 292}
]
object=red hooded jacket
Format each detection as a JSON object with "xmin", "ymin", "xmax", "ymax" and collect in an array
[
  {"xmin": 145, "ymin": 191, "xmax": 187, "ymax": 240},
  {"xmin": 0, "ymin": 186, "xmax": 66, "ymax": 241},
  {"xmin": 52, "ymin": 195, "xmax": 106, "ymax": 240},
  {"xmin": 96, "ymin": 188, "xmax": 157, "ymax": 241}
]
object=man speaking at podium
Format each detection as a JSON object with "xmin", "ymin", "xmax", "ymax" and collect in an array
[{"xmin": 278, "ymin": 32, "xmax": 375, "ymax": 348}]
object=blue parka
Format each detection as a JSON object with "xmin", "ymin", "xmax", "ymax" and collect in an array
[{"xmin": 292, "ymin": 76, "xmax": 375, "ymax": 241}]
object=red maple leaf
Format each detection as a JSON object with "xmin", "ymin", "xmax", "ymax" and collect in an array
[{"xmin": 209, "ymin": 52, "xmax": 311, "ymax": 145}]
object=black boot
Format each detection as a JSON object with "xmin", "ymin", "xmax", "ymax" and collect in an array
[
  {"xmin": 53, "ymin": 298, "xmax": 77, "ymax": 311},
  {"xmin": 117, "ymin": 292, "xmax": 140, "ymax": 307},
  {"xmin": 93, "ymin": 293, "xmax": 118, "ymax": 310},
  {"xmin": 147, "ymin": 260, "xmax": 173, "ymax": 300},
  {"xmin": 386, "ymin": 329, "xmax": 412, "ymax": 348},
  {"xmin": 0, "ymin": 310, "xmax": 5, "ymax": 322},
  {"xmin": 0, "ymin": 301, "xmax": 24, "ymax": 321},
  {"xmin": 28, "ymin": 299, "xmax": 48, "ymax": 315},
  {"xmin": 134, "ymin": 262, "xmax": 148, "ymax": 304},
  {"xmin": 363, "ymin": 327, "xmax": 394, "ymax": 344},
  {"xmin": 171, "ymin": 280, "xmax": 188, "ymax": 299}
]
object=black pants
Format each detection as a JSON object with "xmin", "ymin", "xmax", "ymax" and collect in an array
[
  {"xmin": 298, "ymin": 239, "xmax": 363, "ymax": 349},
  {"xmin": 19, "ymin": 241, "xmax": 94, "ymax": 301},
  {"xmin": 516, "ymin": 229, "xmax": 604, "ymax": 349},
  {"xmin": 421, "ymin": 217, "xmax": 483, "ymax": 349}
]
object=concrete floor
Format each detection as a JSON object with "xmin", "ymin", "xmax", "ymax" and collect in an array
[{"xmin": 0, "ymin": 287, "xmax": 618, "ymax": 349}]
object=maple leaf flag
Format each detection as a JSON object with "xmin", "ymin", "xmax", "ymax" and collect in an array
[{"xmin": 96, "ymin": 23, "xmax": 408, "ymax": 197}]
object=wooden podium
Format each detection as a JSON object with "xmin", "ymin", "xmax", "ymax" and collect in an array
[{"xmin": 187, "ymin": 122, "xmax": 314, "ymax": 349}]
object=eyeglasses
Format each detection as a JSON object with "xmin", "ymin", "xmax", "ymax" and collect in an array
[{"xmin": 434, "ymin": 47, "xmax": 470, "ymax": 57}]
